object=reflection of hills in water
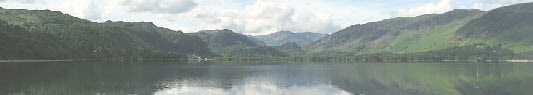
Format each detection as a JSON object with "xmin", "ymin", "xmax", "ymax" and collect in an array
[
  {"xmin": 1, "ymin": 61, "xmax": 533, "ymax": 95},
  {"xmin": 155, "ymin": 80, "xmax": 351, "ymax": 95},
  {"xmin": 328, "ymin": 63, "xmax": 533, "ymax": 95}
]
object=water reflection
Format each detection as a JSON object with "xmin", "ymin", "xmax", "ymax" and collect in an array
[
  {"xmin": 155, "ymin": 81, "xmax": 351, "ymax": 95},
  {"xmin": 1, "ymin": 61, "xmax": 533, "ymax": 95}
]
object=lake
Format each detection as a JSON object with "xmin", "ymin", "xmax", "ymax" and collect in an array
[{"xmin": 1, "ymin": 61, "xmax": 532, "ymax": 95}]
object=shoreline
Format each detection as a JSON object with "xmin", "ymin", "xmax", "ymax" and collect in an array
[
  {"xmin": 1, "ymin": 59, "xmax": 533, "ymax": 63},
  {"xmin": 0, "ymin": 59, "xmax": 187, "ymax": 63},
  {"xmin": 0, "ymin": 60, "xmax": 74, "ymax": 63},
  {"xmin": 505, "ymin": 60, "xmax": 533, "ymax": 63}
]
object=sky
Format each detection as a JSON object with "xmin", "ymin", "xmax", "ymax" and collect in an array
[{"xmin": 1, "ymin": 0, "xmax": 532, "ymax": 35}]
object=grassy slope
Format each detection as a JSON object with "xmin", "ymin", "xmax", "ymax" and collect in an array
[
  {"xmin": 456, "ymin": 3, "xmax": 533, "ymax": 54},
  {"xmin": 384, "ymin": 20, "xmax": 467, "ymax": 53},
  {"xmin": 306, "ymin": 9, "xmax": 489, "ymax": 56},
  {"xmin": 328, "ymin": 14, "xmax": 484, "ymax": 55}
]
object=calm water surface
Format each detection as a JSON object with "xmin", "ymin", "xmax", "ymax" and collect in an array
[{"xmin": 1, "ymin": 61, "xmax": 533, "ymax": 95}]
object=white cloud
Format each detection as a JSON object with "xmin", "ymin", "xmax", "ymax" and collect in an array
[
  {"xmin": 54, "ymin": 0, "xmax": 102, "ymax": 20},
  {"xmin": 237, "ymin": 0, "xmax": 297, "ymax": 35},
  {"xmin": 166, "ymin": 0, "xmax": 363, "ymax": 35},
  {"xmin": 472, "ymin": 0, "xmax": 533, "ymax": 10},
  {"xmin": 115, "ymin": 0, "xmax": 197, "ymax": 14},
  {"xmin": 0, "ymin": 0, "xmax": 43, "ymax": 3},
  {"xmin": 0, "ymin": 0, "xmax": 391, "ymax": 35},
  {"xmin": 165, "ymin": 0, "xmax": 301, "ymax": 35},
  {"xmin": 394, "ymin": 0, "xmax": 454, "ymax": 17}
]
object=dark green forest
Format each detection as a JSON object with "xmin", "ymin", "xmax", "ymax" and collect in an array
[{"xmin": 0, "ymin": 8, "xmax": 211, "ymax": 60}]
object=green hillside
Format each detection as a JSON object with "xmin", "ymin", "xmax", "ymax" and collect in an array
[
  {"xmin": 307, "ymin": 9, "xmax": 487, "ymax": 56},
  {"xmin": 0, "ymin": 19, "xmax": 69, "ymax": 59},
  {"xmin": 0, "ymin": 8, "xmax": 212, "ymax": 59},
  {"xmin": 189, "ymin": 29, "xmax": 288, "ymax": 57},
  {"xmin": 307, "ymin": 2, "xmax": 533, "ymax": 59},
  {"xmin": 103, "ymin": 21, "xmax": 212, "ymax": 56},
  {"xmin": 457, "ymin": 2, "xmax": 533, "ymax": 53}
]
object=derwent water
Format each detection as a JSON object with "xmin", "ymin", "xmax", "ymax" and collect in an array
[{"xmin": 1, "ymin": 61, "xmax": 532, "ymax": 95}]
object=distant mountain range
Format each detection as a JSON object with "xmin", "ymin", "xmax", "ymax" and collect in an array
[
  {"xmin": 2, "ymin": 2, "xmax": 533, "ymax": 60},
  {"xmin": 188, "ymin": 29, "xmax": 288, "ymax": 57},
  {"xmin": 252, "ymin": 31, "xmax": 327, "ymax": 46}
]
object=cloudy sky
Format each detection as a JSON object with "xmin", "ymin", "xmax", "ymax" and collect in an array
[{"xmin": 1, "ymin": 0, "xmax": 532, "ymax": 35}]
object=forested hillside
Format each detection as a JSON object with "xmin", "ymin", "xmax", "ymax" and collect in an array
[
  {"xmin": 0, "ymin": 8, "xmax": 212, "ymax": 60},
  {"xmin": 188, "ymin": 29, "xmax": 288, "ymax": 57},
  {"xmin": 0, "ymin": 19, "xmax": 67, "ymax": 59},
  {"xmin": 274, "ymin": 42, "xmax": 306, "ymax": 56}
]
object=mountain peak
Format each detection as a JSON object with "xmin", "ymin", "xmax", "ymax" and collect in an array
[
  {"xmin": 450, "ymin": 9, "xmax": 483, "ymax": 12},
  {"xmin": 106, "ymin": 21, "xmax": 157, "ymax": 28},
  {"xmin": 253, "ymin": 31, "xmax": 327, "ymax": 46},
  {"xmin": 199, "ymin": 29, "xmax": 235, "ymax": 34},
  {"xmin": 276, "ymin": 31, "xmax": 294, "ymax": 34},
  {"xmin": 443, "ymin": 9, "xmax": 486, "ymax": 15}
]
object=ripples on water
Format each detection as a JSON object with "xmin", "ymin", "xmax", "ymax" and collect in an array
[{"xmin": 1, "ymin": 61, "xmax": 532, "ymax": 95}]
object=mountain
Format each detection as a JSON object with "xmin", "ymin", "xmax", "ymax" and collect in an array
[
  {"xmin": 0, "ymin": 8, "xmax": 212, "ymax": 59},
  {"xmin": 189, "ymin": 29, "xmax": 288, "ymax": 57},
  {"xmin": 247, "ymin": 35, "xmax": 267, "ymax": 46},
  {"xmin": 3, "ymin": 2, "xmax": 533, "ymax": 60},
  {"xmin": 198, "ymin": 30, "xmax": 222, "ymax": 34},
  {"xmin": 308, "ymin": 2, "xmax": 533, "ymax": 59},
  {"xmin": 274, "ymin": 42, "xmax": 306, "ymax": 56},
  {"xmin": 307, "ymin": 9, "xmax": 488, "ymax": 56},
  {"xmin": 253, "ymin": 31, "xmax": 327, "ymax": 46},
  {"xmin": 456, "ymin": 2, "xmax": 533, "ymax": 53},
  {"xmin": 103, "ymin": 21, "xmax": 213, "ymax": 56}
]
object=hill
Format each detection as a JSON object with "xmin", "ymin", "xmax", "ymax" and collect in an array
[
  {"xmin": 456, "ymin": 2, "xmax": 533, "ymax": 53},
  {"xmin": 307, "ymin": 2, "xmax": 533, "ymax": 59},
  {"xmin": 0, "ymin": 8, "xmax": 212, "ymax": 59},
  {"xmin": 307, "ymin": 9, "xmax": 488, "ymax": 56},
  {"xmin": 274, "ymin": 42, "xmax": 306, "ymax": 56},
  {"xmin": 253, "ymin": 31, "xmax": 327, "ymax": 46},
  {"xmin": 189, "ymin": 29, "xmax": 288, "ymax": 57}
]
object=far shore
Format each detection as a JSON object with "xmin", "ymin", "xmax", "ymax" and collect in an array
[
  {"xmin": 0, "ymin": 58, "xmax": 213, "ymax": 63},
  {"xmin": 505, "ymin": 60, "xmax": 533, "ymax": 63},
  {"xmin": 1, "ymin": 59, "xmax": 533, "ymax": 63},
  {"xmin": 0, "ymin": 60, "xmax": 74, "ymax": 63}
]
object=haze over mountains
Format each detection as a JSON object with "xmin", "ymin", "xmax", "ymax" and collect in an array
[
  {"xmin": 252, "ymin": 31, "xmax": 327, "ymax": 46},
  {"xmin": 1, "ymin": 2, "xmax": 533, "ymax": 60},
  {"xmin": 188, "ymin": 29, "xmax": 288, "ymax": 57}
]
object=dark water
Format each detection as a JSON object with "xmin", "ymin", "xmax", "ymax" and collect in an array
[{"xmin": 1, "ymin": 61, "xmax": 533, "ymax": 95}]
